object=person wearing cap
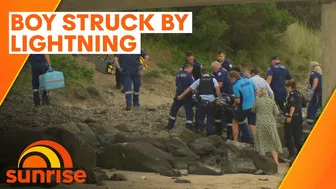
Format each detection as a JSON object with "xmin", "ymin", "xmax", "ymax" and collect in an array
[
  {"xmin": 266, "ymin": 56, "xmax": 292, "ymax": 113},
  {"xmin": 178, "ymin": 67, "xmax": 221, "ymax": 136},
  {"xmin": 167, "ymin": 63, "xmax": 195, "ymax": 131},
  {"xmin": 250, "ymin": 68, "xmax": 274, "ymax": 99},
  {"xmin": 212, "ymin": 61, "xmax": 234, "ymax": 137},
  {"xmin": 306, "ymin": 61, "xmax": 322, "ymax": 127},
  {"xmin": 217, "ymin": 49, "xmax": 233, "ymax": 72},
  {"xmin": 284, "ymin": 80, "xmax": 304, "ymax": 162},
  {"xmin": 229, "ymin": 71, "xmax": 256, "ymax": 143}
]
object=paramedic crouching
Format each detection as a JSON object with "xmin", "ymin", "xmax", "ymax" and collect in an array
[{"xmin": 28, "ymin": 54, "xmax": 53, "ymax": 107}]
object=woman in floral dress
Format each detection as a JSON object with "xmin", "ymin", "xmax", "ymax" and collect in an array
[{"xmin": 251, "ymin": 88, "xmax": 282, "ymax": 165}]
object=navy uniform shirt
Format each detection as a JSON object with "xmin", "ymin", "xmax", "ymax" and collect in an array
[
  {"xmin": 175, "ymin": 70, "xmax": 195, "ymax": 99},
  {"xmin": 213, "ymin": 67, "xmax": 233, "ymax": 95},
  {"xmin": 115, "ymin": 49, "xmax": 147, "ymax": 73},
  {"xmin": 28, "ymin": 54, "xmax": 47, "ymax": 68},
  {"xmin": 267, "ymin": 63, "xmax": 292, "ymax": 94},
  {"xmin": 221, "ymin": 58, "xmax": 233, "ymax": 72},
  {"xmin": 285, "ymin": 90, "xmax": 303, "ymax": 117},
  {"xmin": 180, "ymin": 59, "xmax": 202, "ymax": 80},
  {"xmin": 309, "ymin": 71, "xmax": 322, "ymax": 95}
]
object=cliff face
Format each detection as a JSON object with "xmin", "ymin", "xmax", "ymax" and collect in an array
[{"xmin": 56, "ymin": 0, "xmax": 314, "ymax": 11}]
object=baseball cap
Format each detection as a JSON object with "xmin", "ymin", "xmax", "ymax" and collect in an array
[{"xmin": 271, "ymin": 56, "xmax": 280, "ymax": 60}]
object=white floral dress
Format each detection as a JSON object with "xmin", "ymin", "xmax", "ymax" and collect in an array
[{"xmin": 251, "ymin": 96, "xmax": 283, "ymax": 153}]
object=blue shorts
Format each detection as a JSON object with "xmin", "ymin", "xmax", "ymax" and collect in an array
[{"xmin": 232, "ymin": 108, "xmax": 256, "ymax": 125}]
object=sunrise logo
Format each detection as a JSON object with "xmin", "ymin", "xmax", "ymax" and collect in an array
[{"xmin": 6, "ymin": 140, "xmax": 86, "ymax": 184}]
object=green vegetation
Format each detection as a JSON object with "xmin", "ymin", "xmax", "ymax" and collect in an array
[
  {"xmin": 11, "ymin": 2, "xmax": 323, "ymax": 94},
  {"xmin": 11, "ymin": 55, "xmax": 94, "ymax": 94},
  {"xmin": 141, "ymin": 3, "xmax": 322, "ymax": 79},
  {"xmin": 50, "ymin": 55, "xmax": 94, "ymax": 86}
]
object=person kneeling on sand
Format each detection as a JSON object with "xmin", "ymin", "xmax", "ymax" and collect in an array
[{"xmin": 251, "ymin": 88, "xmax": 282, "ymax": 166}]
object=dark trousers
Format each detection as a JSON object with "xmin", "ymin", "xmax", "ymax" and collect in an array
[
  {"xmin": 274, "ymin": 92, "xmax": 286, "ymax": 113},
  {"xmin": 123, "ymin": 71, "xmax": 141, "ymax": 106},
  {"xmin": 32, "ymin": 65, "xmax": 49, "ymax": 106},
  {"xmin": 284, "ymin": 116, "xmax": 303, "ymax": 157},
  {"xmin": 168, "ymin": 97, "xmax": 194, "ymax": 130},
  {"xmin": 197, "ymin": 100, "xmax": 215, "ymax": 135},
  {"xmin": 307, "ymin": 94, "xmax": 322, "ymax": 126},
  {"xmin": 116, "ymin": 68, "xmax": 123, "ymax": 87}
]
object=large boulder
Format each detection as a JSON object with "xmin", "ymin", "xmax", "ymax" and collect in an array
[
  {"xmin": 252, "ymin": 155, "xmax": 278, "ymax": 174},
  {"xmin": 55, "ymin": 122, "xmax": 98, "ymax": 147},
  {"xmin": 188, "ymin": 162, "xmax": 222, "ymax": 175},
  {"xmin": 111, "ymin": 132, "xmax": 168, "ymax": 152},
  {"xmin": 44, "ymin": 127, "xmax": 97, "ymax": 169},
  {"xmin": 188, "ymin": 137, "xmax": 216, "ymax": 156},
  {"xmin": 97, "ymin": 142, "xmax": 174, "ymax": 172},
  {"xmin": 165, "ymin": 137, "xmax": 199, "ymax": 160}
]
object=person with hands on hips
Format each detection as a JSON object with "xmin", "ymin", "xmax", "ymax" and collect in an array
[
  {"xmin": 28, "ymin": 54, "xmax": 53, "ymax": 107},
  {"xmin": 177, "ymin": 67, "xmax": 221, "ymax": 136}
]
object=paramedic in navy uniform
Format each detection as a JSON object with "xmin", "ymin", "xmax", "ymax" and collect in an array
[
  {"xmin": 114, "ymin": 49, "xmax": 148, "ymax": 111},
  {"xmin": 28, "ymin": 54, "xmax": 53, "ymax": 107}
]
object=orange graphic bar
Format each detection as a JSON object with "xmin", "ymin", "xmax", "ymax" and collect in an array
[
  {"xmin": 0, "ymin": 0, "xmax": 61, "ymax": 105},
  {"xmin": 279, "ymin": 90, "xmax": 336, "ymax": 189}
]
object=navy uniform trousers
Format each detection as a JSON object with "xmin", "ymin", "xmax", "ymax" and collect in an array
[
  {"xmin": 32, "ymin": 64, "xmax": 49, "ymax": 105},
  {"xmin": 197, "ymin": 100, "xmax": 215, "ymax": 135},
  {"xmin": 123, "ymin": 70, "xmax": 141, "ymax": 106},
  {"xmin": 307, "ymin": 93, "xmax": 322, "ymax": 126},
  {"xmin": 168, "ymin": 97, "xmax": 194, "ymax": 130}
]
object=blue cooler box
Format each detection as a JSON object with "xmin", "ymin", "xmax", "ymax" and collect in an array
[{"xmin": 39, "ymin": 71, "xmax": 65, "ymax": 90}]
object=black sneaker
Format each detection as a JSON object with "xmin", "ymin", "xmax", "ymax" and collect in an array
[
  {"xmin": 133, "ymin": 104, "xmax": 140, "ymax": 108},
  {"xmin": 125, "ymin": 105, "xmax": 132, "ymax": 111}
]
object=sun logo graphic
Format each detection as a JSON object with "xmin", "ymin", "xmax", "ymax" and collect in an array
[{"xmin": 6, "ymin": 140, "xmax": 86, "ymax": 184}]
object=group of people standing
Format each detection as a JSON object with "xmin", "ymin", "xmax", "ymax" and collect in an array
[
  {"xmin": 26, "ymin": 50, "xmax": 322, "ymax": 165},
  {"xmin": 167, "ymin": 50, "xmax": 323, "ymax": 165}
]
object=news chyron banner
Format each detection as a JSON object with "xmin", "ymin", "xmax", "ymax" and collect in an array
[{"xmin": 1, "ymin": 1, "xmax": 336, "ymax": 189}]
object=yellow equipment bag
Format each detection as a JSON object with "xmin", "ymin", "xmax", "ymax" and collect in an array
[{"xmin": 140, "ymin": 56, "xmax": 148, "ymax": 70}]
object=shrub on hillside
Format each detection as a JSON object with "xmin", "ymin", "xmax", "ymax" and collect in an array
[{"xmin": 51, "ymin": 55, "xmax": 94, "ymax": 85}]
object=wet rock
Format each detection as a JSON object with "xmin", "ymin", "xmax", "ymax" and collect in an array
[
  {"xmin": 202, "ymin": 156, "xmax": 220, "ymax": 167},
  {"xmin": 109, "ymin": 173, "xmax": 128, "ymax": 181},
  {"xmin": 84, "ymin": 168, "xmax": 109, "ymax": 184},
  {"xmin": 159, "ymin": 169, "xmax": 182, "ymax": 177},
  {"xmin": 188, "ymin": 162, "xmax": 222, "ymax": 175},
  {"xmin": 188, "ymin": 137, "xmax": 216, "ymax": 156},
  {"xmin": 97, "ymin": 142, "xmax": 174, "ymax": 172},
  {"xmin": 253, "ymin": 155, "xmax": 278, "ymax": 174},
  {"xmin": 74, "ymin": 87, "xmax": 89, "ymax": 100},
  {"xmin": 44, "ymin": 127, "xmax": 97, "ymax": 169},
  {"xmin": 174, "ymin": 179, "xmax": 192, "ymax": 184}
]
